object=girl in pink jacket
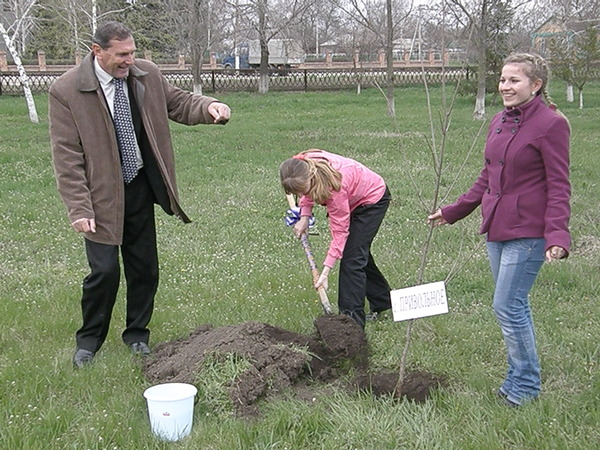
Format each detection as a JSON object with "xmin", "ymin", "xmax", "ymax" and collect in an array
[{"xmin": 280, "ymin": 149, "xmax": 391, "ymax": 328}]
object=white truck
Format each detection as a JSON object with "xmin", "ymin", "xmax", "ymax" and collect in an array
[{"xmin": 222, "ymin": 39, "xmax": 306, "ymax": 70}]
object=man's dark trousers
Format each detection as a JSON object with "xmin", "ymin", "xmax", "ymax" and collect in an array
[{"xmin": 76, "ymin": 169, "xmax": 158, "ymax": 353}]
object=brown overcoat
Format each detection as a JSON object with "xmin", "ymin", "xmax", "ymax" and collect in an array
[{"xmin": 49, "ymin": 52, "xmax": 219, "ymax": 245}]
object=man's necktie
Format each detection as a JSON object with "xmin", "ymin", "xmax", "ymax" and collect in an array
[{"xmin": 112, "ymin": 77, "xmax": 138, "ymax": 184}]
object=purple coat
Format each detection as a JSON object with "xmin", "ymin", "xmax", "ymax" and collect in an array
[{"xmin": 441, "ymin": 95, "xmax": 571, "ymax": 254}]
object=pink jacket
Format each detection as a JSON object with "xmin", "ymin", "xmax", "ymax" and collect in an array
[
  {"xmin": 442, "ymin": 95, "xmax": 571, "ymax": 254},
  {"xmin": 296, "ymin": 150, "xmax": 386, "ymax": 268}
]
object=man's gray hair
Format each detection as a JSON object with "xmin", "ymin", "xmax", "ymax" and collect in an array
[{"xmin": 92, "ymin": 21, "xmax": 133, "ymax": 49}]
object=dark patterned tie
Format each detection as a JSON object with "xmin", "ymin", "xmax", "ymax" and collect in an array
[{"xmin": 112, "ymin": 77, "xmax": 138, "ymax": 183}]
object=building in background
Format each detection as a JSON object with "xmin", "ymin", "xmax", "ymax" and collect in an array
[{"xmin": 532, "ymin": 16, "xmax": 600, "ymax": 56}]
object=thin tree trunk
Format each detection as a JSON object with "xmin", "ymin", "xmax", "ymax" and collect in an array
[
  {"xmin": 385, "ymin": 0, "xmax": 395, "ymax": 118},
  {"xmin": 192, "ymin": 47, "xmax": 203, "ymax": 95},
  {"xmin": 566, "ymin": 84, "xmax": 574, "ymax": 102},
  {"xmin": 473, "ymin": 42, "xmax": 487, "ymax": 120},
  {"xmin": 473, "ymin": 0, "xmax": 487, "ymax": 120},
  {"xmin": 257, "ymin": 0, "xmax": 269, "ymax": 94},
  {"xmin": 0, "ymin": 23, "xmax": 39, "ymax": 123}
]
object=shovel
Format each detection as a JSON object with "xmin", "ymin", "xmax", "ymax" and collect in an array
[{"xmin": 285, "ymin": 194, "xmax": 334, "ymax": 315}]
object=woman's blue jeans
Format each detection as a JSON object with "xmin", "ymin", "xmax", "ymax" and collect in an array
[{"xmin": 486, "ymin": 238, "xmax": 545, "ymax": 405}]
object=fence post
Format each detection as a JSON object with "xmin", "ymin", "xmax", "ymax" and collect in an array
[
  {"xmin": 38, "ymin": 50, "xmax": 47, "ymax": 71},
  {"xmin": 325, "ymin": 50, "xmax": 332, "ymax": 68},
  {"xmin": 378, "ymin": 49, "xmax": 385, "ymax": 67},
  {"xmin": 353, "ymin": 48, "xmax": 359, "ymax": 67},
  {"xmin": 304, "ymin": 69, "xmax": 308, "ymax": 92},
  {"xmin": 0, "ymin": 51, "xmax": 7, "ymax": 72},
  {"xmin": 75, "ymin": 50, "xmax": 81, "ymax": 65},
  {"xmin": 210, "ymin": 52, "xmax": 217, "ymax": 69},
  {"xmin": 178, "ymin": 54, "xmax": 185, "ymax": 69},
  {"xmin": 144, "ymin": 50, "xmax": 152, "ymax": 61}
]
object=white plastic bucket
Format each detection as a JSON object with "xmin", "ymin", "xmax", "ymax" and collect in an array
[{"xmin": 143, "ymin": 383, "xmax": 198, "ymax": 441}]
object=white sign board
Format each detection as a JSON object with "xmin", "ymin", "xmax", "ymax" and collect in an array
[{"xmin": 391, "ymin": 281, "xmax": 448, "ymax": 322}]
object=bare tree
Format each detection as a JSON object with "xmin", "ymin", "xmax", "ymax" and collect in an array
[
  {"xmin": 541, "ymin": 0, "xmax": 600, "ymax": 102},
  {"xmin": 335, "ymin": 0, "xmax": 412, "ymax": 117},
  {"xmin": 549, "ymin": 25, "xmax": 600, "ymax": 109},
  {"xmin": 230, "ymin": 0, "xmax": 317, "ymax": 93},
  {"xmin": 2, "ymin": 0, "xmax": 36, "ymax": 53},
  {"xmin": 297, "ymin": 2, "xmax": 343, "ymax": 54},
  {"xmin": 167, "ymin": 0, "xmax": 228, "ymax": 94},
  {"xmin": 445, "ymin": 0, "xmax": 522, "ymax": 120},
  {"xmin": 545, "ymin": 0, "xmax": 600, "ymax": 21},
  {"xmin": 36, "ymin": 0, "xmax": 133, "ymax": 58},
  {"xmin": 393, "ymin": 32, "xmax": 488, "ymax": 397},
  {"xmin": 1, "ymin": 0, "xmax": 39, "ymax": 123}
]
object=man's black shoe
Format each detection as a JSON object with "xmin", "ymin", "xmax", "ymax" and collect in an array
[
  {"xmin": 130, "ymin": 342, "xmax": 151, "ymax": 356},
  {"xmin": 73, "ymin": 348, "xmax": 95, "ymax": 369}
]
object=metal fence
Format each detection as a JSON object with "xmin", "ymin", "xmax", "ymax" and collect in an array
[{"xmin": 0, "ymin": 67, "xmax": 470, "ymax": 95}]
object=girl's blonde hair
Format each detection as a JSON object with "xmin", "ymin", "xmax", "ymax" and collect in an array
[
  {"xmin": 280, "ymin": 150, "xmax": 342, "ymax": 204},
  {"xmin": 503, "ymin": 52, "xmax": 569, "ymax": 126}
]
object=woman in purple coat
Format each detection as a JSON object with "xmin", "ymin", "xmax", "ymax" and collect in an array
[{"xmin": 427, "ymin": 53, "xmax": 571, "ymax": 407}]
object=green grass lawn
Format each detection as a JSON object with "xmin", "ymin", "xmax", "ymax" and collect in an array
[{"xmin": 0, "ymin": 83, "xmax": 599, "ymax": 449}]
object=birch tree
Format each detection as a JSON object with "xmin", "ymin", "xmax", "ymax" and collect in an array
[
  {"xmin": 0, "ymin": 0, "xmax": 39, "ymax": 123},
  {"xmin": 34, "ymin": 0, "xmax": 133, "ymax": 58}
]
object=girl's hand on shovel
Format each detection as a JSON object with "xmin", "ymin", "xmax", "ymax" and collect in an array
[
  {"xmin": 293, "ymin": 216, "xmax": 310, "ymax": 238},
  {"xmin": 315, "ymin": 267, "xmax": 330, "ymax": 291}
]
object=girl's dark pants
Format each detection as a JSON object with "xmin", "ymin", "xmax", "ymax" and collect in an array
[{"xmin": 338, "ymin": 187, "xmax": 391, "ymax": 329}]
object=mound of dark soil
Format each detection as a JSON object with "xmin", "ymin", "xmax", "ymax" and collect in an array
[{"xmin": 143, "ymin": 315, "xmax": 446, "ymax": 417}]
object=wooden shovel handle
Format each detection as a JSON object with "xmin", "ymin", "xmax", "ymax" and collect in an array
[{"xmin": 286, "ymin": 194, "xmax": 333, "ymax": 315}]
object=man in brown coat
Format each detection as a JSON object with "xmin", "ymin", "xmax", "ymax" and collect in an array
[{"xmin": 49, "ymin": 21, "xmax": 231, "ymax": 368}]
